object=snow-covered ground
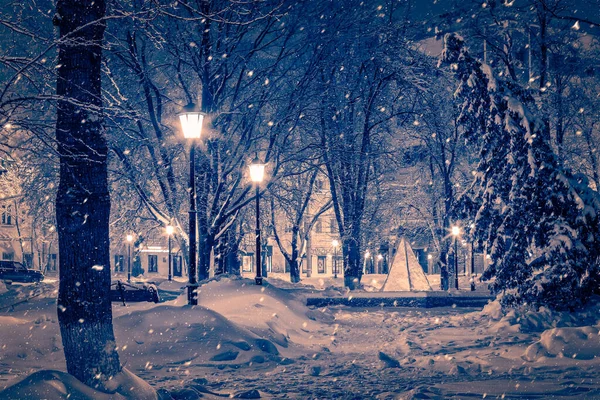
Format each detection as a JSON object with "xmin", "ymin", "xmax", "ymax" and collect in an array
[{"xmin": 1, "ymin": 275, "xmax": 599, "ymax": 399}]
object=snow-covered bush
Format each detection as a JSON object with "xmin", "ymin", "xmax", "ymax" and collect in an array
[{"xmin": 441, "ymin": 34, "xmax": 600, "ymax": 311}]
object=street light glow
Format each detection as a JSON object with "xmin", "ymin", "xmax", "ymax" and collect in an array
[
  {"xmin": 365, "ymin": 251, "xmax": 370, "ymax": 259},
  {"xmin": 126, "ymin": 234, "xmax": 133, "ymax": 242},
  {"xmin": 452, "ymin": 225, "xmax": 460, "ymax": 236},
  {"xmin": 249, "ymin": 156, "xmax": 266, "ymax": 183},
  {"xmin": 332, "ymin": 239, "xmax": 339, "ymax": 248},
  {"xmin": 178, "ymin": 103, "xmax": 205, "ymax": 139},
  {"xmin": 166, "ymin": 225, "xmax": 174, "ymax": 236}
]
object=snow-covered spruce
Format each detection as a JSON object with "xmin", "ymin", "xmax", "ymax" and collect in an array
[{"xmin": 440, "ymin": 33, "xmax": 600, "ymax": 311}]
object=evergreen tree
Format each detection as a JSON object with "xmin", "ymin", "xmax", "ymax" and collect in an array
[{"xmin": 441, "ymin": 33, "xmax": 600, "ymax": 310}]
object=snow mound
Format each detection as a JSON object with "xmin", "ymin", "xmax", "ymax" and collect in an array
[
  {"xmin": 113, "ymin": 303, "xmax": 285, "ymax": 368},
  {"xmin": 0, "ymin": 368, "xmax": 156, "ymax": 400},
  {"xmin": 523, "ymin": 325, "xmax": 600, "ymax": 361},
  {"xmin": 196, "ymin": 277, "xmax": 331, "ymax": 349},
  {"xmin": 0, "ymin": 315, "xmax": 29, "ymax": 325},
  {"xmin": 489, "ymin": 297, "xmax": 600, "ymax": 334},
  {"xmin": 479, "ymin": 299, "xmax": 503, "ymax": 320},
  {"xmin": 0, "ymin": 281, "xmax": 57, "ymax": 302}
]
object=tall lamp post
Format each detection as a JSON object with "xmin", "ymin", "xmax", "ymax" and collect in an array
[
  {"xmin": 249, "ymin": 156, "xmax": 266, "ymax": 285},
  {"xmin": 126, "ymin": 234, "xmax": 133, "ymax": 283},
  {"xmin": 452, "ymin": 225, "xmax": 460, "ymax": 290},
  {"xmin": 166, "ymin": 225, "xmax": 174, "ymax": 281},
  {"xmin": 178, "ymin": 103, "xmax": 205, "ymax": 305},
  {"xmin": 332, "ymin": 239, "xmax": 339, "ymax": 278}
]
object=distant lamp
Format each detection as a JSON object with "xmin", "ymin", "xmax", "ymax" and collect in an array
[{"xmin": 452, "ymin": 225, "xmax": 460, "ymax": 236}]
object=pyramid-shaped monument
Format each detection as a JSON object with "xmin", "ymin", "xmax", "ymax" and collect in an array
[{"xmin": 381, "ymin": 237, "xmax": 432, "ymax": 292}]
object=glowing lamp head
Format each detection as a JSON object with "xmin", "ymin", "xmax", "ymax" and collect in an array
[
  {"xmin": 249, "ymin": 156, "xmax": 265, "ymax": 183},
  {"xmin": 377, "ymin": 254, "xmax": 383, "ymax": 260},
  {"xmin": 452, "ymin": 226, "xmax": 460, "ymax": 236},
  {"xmin": 332, "ymin": 239, "xmax": 339, "ymax": 248},
  {"xmin": 178, "ymin": 103, "xmax": 205, "ymax": 139},
  {"xmin": 365, "ymin": 251, "xmax": 371, "ymax": 259},
  {"xmin": 166, "ymin": 225, "xmax": 174, "ymax": 236},
  {"xmin": 126, "ymin": 234, "xmax": 133, "ymax": 243}
]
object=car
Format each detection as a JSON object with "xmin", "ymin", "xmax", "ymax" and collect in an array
[
  {"xmin": 0, "ymin": 261, "xmax": 44, "ymax": 283},
  {"xmin": 110, "ymin": 280, "xmax": 160, "ymax": 304}
]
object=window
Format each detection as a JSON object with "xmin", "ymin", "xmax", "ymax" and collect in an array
[
  {"xmin": 242, "ymin": 254, "xmax": 253, "ymax": 272},
  {"xmin": 329, "ymin": 218, "xmax": 338, "ymax": 233},
  {"xmin": 114, "ymin": 255, "xmax": 125, "ymax": 272},
  {"xmin": 148, "ymin": 255, "xmax": 158, "ymax": 273},
  {"xmin": 1, "ymin": 205, "xmax": 12, "ymax": 225},
  {"xmin": 23, "ymin": 253, "xmax": 34, "ymax": 268},
  {"xmin": 263, "ymin": 245, "xmax": 273, "ymax": 272},
  {"xmin": 2, "ymin": 252, "xmax": 15, "ymax": 261},
  {"xmin": 48, "ymin": 254, "xmax": 57, "ymax": 271},
  {"xmin": 315, "ymin": 220, "xmax": 322, "ymax": 233},
  {"xmin": 317, "ymin": 256, "xmax": 326, "ymax": 274},
  {"xmin": 315, "ymin": 179, "xmax": 324, "ymax": 191},
  {"xmin": 173, "ymin": 256, "xmax": 182, "ymax": 277}
]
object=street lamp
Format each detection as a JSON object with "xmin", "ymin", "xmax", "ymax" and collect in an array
[
  {"xmin": 179, "ymin": 103, "xmax": 205, "ymax": 305},
  {"xmin": 332, "ymin": 239, "xmax": 339, "ymax": 278},
  {"xmin": 166, "ymin": 225, "xmax": 174, "ymax": 281},
  {"xmin": 249, "ymin": 156, "xmax": 266, "ymax": 285},
  {"xmin": 126, "ymin": 234, "xmax": 133, "ymax": 283},
  {"xmin": 452, "ymin": 225, "xmax": 460, "ymax": 290}
]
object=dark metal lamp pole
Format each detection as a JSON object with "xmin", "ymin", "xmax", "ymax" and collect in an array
[
  {"xmin": 166, "ymin": 225, "xmax": 174, "ymax": 281},
  {"xmin": 179, "ymin": 103, "xmax": 205, "ymax": 305},
  {"xmin": 332, "ymin": 239, "xmax": 339, "ymax": 278},
  {"xmin": 126, "ymin": 234, "xmax": 133, "ymax": 283},
  {"xmin": 249, "ymin": 156, "xmax": 266, "ymax": 285},
  {"xmin": 452, "ymin": 225, "xmax": 460, "ymax": 290}
]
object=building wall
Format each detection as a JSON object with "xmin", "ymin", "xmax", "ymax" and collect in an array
[
  {"xmin": 242, "ymin": 174, "xmax": 343, "ymax": 279},
  {"xmin": 111, "ymin": 241, "xmax": 185, "ymax": 281},
  {"xmin": 0, "ymin": 199, "xmax": 58, "ymax": 272}
]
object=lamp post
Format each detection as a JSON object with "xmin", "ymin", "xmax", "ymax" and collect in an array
[
  {"xmin": 364, "ymin": 250, "xmax": 371, "ymax": 275},
  {"xmin": 452, "ymin": 225, "xmax": 460, "ymax": 290},
  {"xmin": 179, "ymin": 103, "xmax": 205, "ymax": 305},
  {"xmin": 126, "ymin": 234, "xmax": 133, "ymax": 283},
  {"xmin": 249, "ymin": 156, "xmax": 266, "ymax": 285},
  {"xmin": 166, "ymin": 225, "xmax": 174, "ymax": 281},
  {"xmin": 332, "ymin": 239, "xmax": 339, "ymax": 278}
]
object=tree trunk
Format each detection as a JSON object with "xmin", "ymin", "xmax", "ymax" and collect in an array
[
  {"xmin": 343, "ymin": 235, "xmax": 362, "ymax": 289},
  {"xmin": 54, "ymin": 0, "xmax": 121, "ymax": 389},
  {"xmin": 289, "ymin": 258, "xmax": 300, "ymax": 283}
]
